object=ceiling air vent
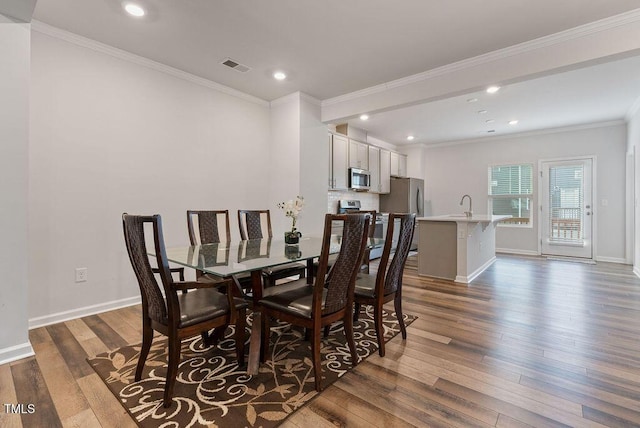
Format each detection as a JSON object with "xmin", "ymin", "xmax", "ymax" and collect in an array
[{"xmin": 221, "ymin": 58, "xmax": 251, "ymax": 73}]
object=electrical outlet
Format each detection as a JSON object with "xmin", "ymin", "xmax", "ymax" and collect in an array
[{"xmin": 75, "ymin": 267, "xmax": 88, "ymax": 282}]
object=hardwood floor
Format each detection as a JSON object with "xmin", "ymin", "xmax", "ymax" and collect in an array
[{"xmin": 3, "ymin": 254, "xmax": 640, "ymax": 427}]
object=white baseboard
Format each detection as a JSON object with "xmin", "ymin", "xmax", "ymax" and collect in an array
[
  {"xmin": 633, "ymin": 266, "xmax": 640, "ymax": 278},
  {"xmin": 595, "ymin": 256, "xmax": 628, "ymax": 264},
  {"xmin": 28, "ymin": 296, "xmax": 141, "ymax": 330},
  {"xmin": 0, "ymin": 342, "xmax": 35, "ymax": 365},
  {"xmin": 496, "ymin": 248, "xmax": 539, "ymax": 256},
  {"xmin": 455, "ymin": 256, "xmax": 497, "ymax": 284}
]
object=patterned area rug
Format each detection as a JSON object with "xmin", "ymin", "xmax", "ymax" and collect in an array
[{"xmin": 88, "ymin": 307, "xmax": 415, "ymax": 428}]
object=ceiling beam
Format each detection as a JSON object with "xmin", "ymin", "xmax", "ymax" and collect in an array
[{"xmin": 321, "ymin": 10, "xmax": 640, "ymax": 124}]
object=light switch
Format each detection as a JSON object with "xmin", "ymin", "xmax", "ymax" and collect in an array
[{"xmin": 601, "ymin": 199, "xmax": 608, "ymax": 207}]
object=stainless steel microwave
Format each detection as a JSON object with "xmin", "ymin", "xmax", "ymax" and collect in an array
[{"xmin": 349, "ymin": 168, "xmax": 371, "ymax": 191}]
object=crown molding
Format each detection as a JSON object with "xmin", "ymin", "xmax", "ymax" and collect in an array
[
  {"xmin": 269, "ymin": 91, "xmax": 322, "ymax": 108},
  {"xmin": 626, "ymin": 95, "xmax": 640, "ymax": 121},
  {"xmin": 269, "ymin": 91, "xmax": 302, "ymax": 107},
  {"xmin": 31, "ymin": 20, "xmax": 270, "ymax": 107},
  {"xmin": 300, "ymin": 92, "xmax": 321, "ymax": 106},
  {"xmin": 322, "ymin": 8, "xmax": 640, "ymax": 107},
  {"xmin": 422, "ymin": 119, "xmax": 626, "ymax": 149}
]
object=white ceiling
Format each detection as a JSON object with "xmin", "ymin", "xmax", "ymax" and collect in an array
[
  {"xmin": 349, "ymin": 54, "xmax": 640, "ymax": 146},
  {"xmin": 28, "ymin": 0, "xmax": 640, "ymax": 145}
]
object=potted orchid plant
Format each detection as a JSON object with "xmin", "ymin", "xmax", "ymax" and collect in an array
[{"xmin": 278, "ymin": 195, "xmax": 304, "ymax": 244}]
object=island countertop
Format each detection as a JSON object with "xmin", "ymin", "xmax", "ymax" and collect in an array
[{"xmin": 417, "ymin": 214, "xmax": 511, "ymax": 223}]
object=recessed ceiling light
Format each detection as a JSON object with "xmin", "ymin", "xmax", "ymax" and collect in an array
[
  {"xmin": 485, "ymin": 119, "xmax": 495, "ymax": 123},
  {"xmin": 273, "ymin": 71, "xmax": 287, "ymax": 81},
  {"xmin": 509, "ymin": 120, "xmax": 519, "ymax": 125},
  {"xmin": 124, "ymin": 3, "xmax": 145, "ymax": 17},
  {"xmin": 477, "ymin": 110, "xmax": 487, "ymax": 114},
  {"xmin": 467, "ymin": 98, "xmax": 478, "ymax": 103},
  {"xmin": 360, "ymin": 114, "xmax": 369, "ymax": 121},
  {"xmin": 486, "ymin": 85, "xmax": 501, "ymax": 94},
  {"xmin": 407, "ymin": 135, "xmax": 415, "ymax": 141}
]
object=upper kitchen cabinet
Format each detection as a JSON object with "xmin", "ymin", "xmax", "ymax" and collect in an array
[
  {"xmin": 328, "ymin": 133, "xmax": 349, "ymax": 190},
  {"xmin": 368, "ymin": 145, "xmax": 380, "ymax": 193},
  {"xmin": 390, "ymin": 152, "xmax": 408, "ymax": 177},
  {"xmin": 380, "ymin": 149, "xmax": 391, "ymax": 193},
  {"xmin": 349, "ymin": 139, "xmax": 369, "ymax": 170},
  {"xmin": 368, "ymin": 146, "xmax": 391, "ymax": 194}
]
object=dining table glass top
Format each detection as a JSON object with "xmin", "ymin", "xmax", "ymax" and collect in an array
[{"xmin": 162, "ymin": 235, "xmax": 384, "ymax": 277}]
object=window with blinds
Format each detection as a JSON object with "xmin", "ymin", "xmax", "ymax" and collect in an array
[{"xmin": 488, "ymin": 164, "xmax": 533, "ymax": 226}]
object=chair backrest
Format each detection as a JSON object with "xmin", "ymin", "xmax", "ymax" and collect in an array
[
  {"xmin": 122, "ymin": 214, "xmax": 173, "ymax": 325},
  {"xmin": 238, "ymin": 210, "xmax": 272, "ymax": 240},
  {"xmin": 237, "ymin": 238, "xmax": 271, "ymax": 262},
  {"xmin": 314, "ymin": 213, "xmax": 369, "ymax": 316},
  {"xmin": 349, "ymin": 210, "xmax": 377, "ymax": 238},
  {"xmin": 187, "ymin": 210, "xmax": 231, "ymax": 245},
  {"xmin": 348, "ymin": 210, "xmax": 377, "ymax": 270},
  {"xmin": 377, "ymin": 213, "xmax": 416, "ymax": 296}
]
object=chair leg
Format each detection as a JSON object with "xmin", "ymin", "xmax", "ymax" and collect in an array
[
  {"xmin": 235, "ymin": 308, "xmax": 246, "ymax": 367},
  {"xmin": 163, "ymin": 335, "xmax": 181, "ymax": 408},
  {"xmin": 394, "ymin": 292, "xmax": 407, "ymax": 340},
  {"xmin": 343, "ymin": 313, "xmax": 359, "ymax": 366},
  {"xmin": 260, "ymin": 311, "xmax": 270, "ymax": 363},
  {"xmin": 202, "ymin": 324, "xmax": 228, "ymax": 347},
  {"xmin": 311, "ymin": 327, "xmax": 322, "ymax": 392},
  {"xmin": 353, "ymin": 302, "xmax": 361, "ymax": 322},
  {"xmin": 200, "ymin": 331, "xmax": 210, "ymax": 346},
  {"xmin": 374, "ymin": 304, "xmax": 385, "ymax": 357},
  {"xmin": 135, "ymin": 318, "xmax": 153, "ymax": 381}
]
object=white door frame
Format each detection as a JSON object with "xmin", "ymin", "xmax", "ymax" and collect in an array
[{"xmin": 538, "ymin": 156, "xmax": 597, "ymax": 259}]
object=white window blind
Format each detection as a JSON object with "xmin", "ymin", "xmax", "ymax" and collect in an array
[{"xmin": 488, "ymin": 164, "xmax": 533, "ymax": 226}]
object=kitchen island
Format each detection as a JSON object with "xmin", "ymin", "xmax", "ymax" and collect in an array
[{"xmin": 417, "ymin": 215, "xmax": 510, "ymax": 283}]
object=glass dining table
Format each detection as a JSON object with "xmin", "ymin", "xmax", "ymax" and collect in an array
[{"xmin": 162, "ymin": 235, "xmax": 383, "ymax": 374}]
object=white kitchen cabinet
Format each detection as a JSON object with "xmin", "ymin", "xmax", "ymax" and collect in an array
[
  {"xmin": 390, "ymin": 152, "xmax": 407, "ymax": 177},
  {"xmin": 380, "ymin": 149, "xmax": 391, "ymax": 193},
  {"xmin": 349, "ymin": 139, "xmax": 369, "ymax": 170},
  {"xmin": 398, "ymin": 153, "xmax": 407, "ymax": 177},
  {"xmin": 390, "ymin": 152, "xmax": 399, "ymax": 176},
  {"xmin": 368, "ymin": 145, "xmax": 381, "ymax": 193},
  {"xmin": 329, "ymin": 133, "xmax": 349, "ymax": 190}
]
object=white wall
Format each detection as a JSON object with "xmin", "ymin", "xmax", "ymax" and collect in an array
[
  {"xmin": 269, "ymin": 93, "xmax": 302, "ymax": 236},
  {"xmin": 629, "ymin": 107, "xmax": 640, "ymax": 274},
  {"xmin": 0, "ymin": 16, "xmax": 33, "ymax": 363},
  {"xmin": 29, "ymin": 31, "xmax": 272, "ymax": 324},
  {"xmin": 423, "ymin": 122, "xmax": 627, "ymax": 262},
  {"xmin": 270, "ymin": 92, "xmax": 331, "ymax": 237},
  {"xmin": 300, "ymin": 95, "xmax": 330, "ymax": 236}
]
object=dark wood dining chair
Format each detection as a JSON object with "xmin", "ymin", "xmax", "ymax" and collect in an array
[
  {"xmin": 353, "ymin": 213, "xmax": 416, "ymax": 357},
  {"xmin": 237, "ymin": 209, "xmax": 306, "ymax": 287},
  {"xmin": 187, "ymin": 210, "xmax": 252, "ymax": 290},
  {"xmin": 312, "ymin": 210, "xmax": 376, "ymax": 280},
  {"xmin": 259, "ymin": 213, "xmax": 370, "ymax": 391},
  {"xmin": 354, "ymin": 210, "xmax": 377, "ymax": 274},
  {"xmin": 122, "ymin": 213, "xmax": 247, "ymax": 408}
]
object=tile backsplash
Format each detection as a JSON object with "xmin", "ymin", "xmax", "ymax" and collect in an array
[{"xmin": 328, "ymin": 190, "xmax": 379, "ymax": 213}]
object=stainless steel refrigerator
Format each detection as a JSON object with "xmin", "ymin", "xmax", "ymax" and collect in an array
[{"xmin": 379, "ymin": 177, "xmax": 424, "ymax": 250}]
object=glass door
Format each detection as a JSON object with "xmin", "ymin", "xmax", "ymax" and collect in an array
[{"xmin": 540, "ymin": 158, "xmax": 593, "ymax": 259}]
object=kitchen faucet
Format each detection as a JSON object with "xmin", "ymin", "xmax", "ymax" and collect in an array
[{"xmin": 460, "ymin": 194, "xmax": 473, "ymax": 217}]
